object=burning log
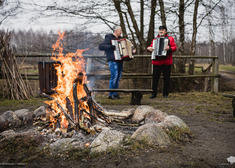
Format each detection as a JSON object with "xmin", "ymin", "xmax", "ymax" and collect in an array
[
  {"xmin": 41, "ymin": 92, "xmax": 54, "ymax": 100},
  {"xmin": 83, "ymin": 84, "xmax": 95, "ymax": 125},
  {"xmin": 93, "ymin": 101, "xmax": 111, "ymax": 124},
  {"xmin": 66, "ymin": 97, "xmax": 73, "ymax": 119},
  {"xmin": 73, "ymin": 82, "xmax": 79, "ymax": 124},
  {"xmin": 42, "ymin": 81, "xmax": 110, "ymax": 134},
  {"xmin": 56, "ymin": 101, "xmax": 76, "ymax": 127}
]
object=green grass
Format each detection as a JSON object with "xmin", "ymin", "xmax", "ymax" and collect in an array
[
  {"xmin": 0, "ymin": 91, "xmax": 234, "ymax": 122},
  {"xmin": 19, "ymin": 69, "xmax": 38, "ymax": 74},
  {"xmin": 0, "ymin": 97, "xmax": 46, "ymax": 112},
  {"xmin": 219, "ymin": 64, "xmax": 235, "ymax": 72}
]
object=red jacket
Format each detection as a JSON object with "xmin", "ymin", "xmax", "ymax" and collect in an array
[{"xmin": 149, "ymin": 34, "xmax": 177, "ymax": 65}]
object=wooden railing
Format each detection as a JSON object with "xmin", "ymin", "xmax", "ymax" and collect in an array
[{"xmin": 15, "ymin": 53, "xmax": 219, "ymax": 93}]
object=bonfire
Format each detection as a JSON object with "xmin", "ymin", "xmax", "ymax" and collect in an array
[{"xmin": 42, "ymin": 32, "xmax": 110, "ymax": 134}]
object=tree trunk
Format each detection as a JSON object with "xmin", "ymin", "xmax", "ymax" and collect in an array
[
  {"xmin": 146, "ymin": 0, "xmax": 157, "ymax": 47},
  {"xmin": 140, "ymin": 0, "xmax": 144, "ymax": 40},
  {"xmin": 112, "ymin": 0, "xmax": 128, "ymax": 38},
  {"xmin": 189, "ymin": 0, "xmax": 199, "ymax": 75},
  {"xmin": 158, "ymin": 0, "xmax": 166, "ymax": 26},
  {"xmin": 125, "ymin": 0, "xmax": 146, "ymax": 53},
  {"xmin": 176, "ymin": 0, "xmax": 186, "ymax": 73}
]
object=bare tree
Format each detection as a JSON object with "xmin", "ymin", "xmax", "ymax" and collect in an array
[
  {"xmin": 188, "ymin": 0, "xmax": 199, "ymax": 75},
  {"xmin": 175, "ymin": 0, "xmax": 186, "ymax": 73},
  {"xmin": 188, "ymin": 0, "xmax": 222, "ymax": 75},
  {"xmin": 158, "ymin": 0, "xmax": 166, "ymax": 27},
  {"xmin": 0, "ymin": 0, "xmax": 19, "ymax": 25}
]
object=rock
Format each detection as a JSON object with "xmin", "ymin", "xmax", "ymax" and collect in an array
[
  {"xmin": 90, "ymin": 129, "xmax": 125, "ymax": 153},
  {"xmin": 50, "ymin": 138, "xmax": 83, "ymax": 153},
  {"xmin": 145, "ymin": 109, "xmax": 168, "ymax": 124},
  {"xmin": 55, "ymin": 128, "xmax": 61, "ymax": 135},
  {"xmin": 93, "ymin": 125, "xmax": 103, "ymax": 133},
  {"xmin": 0, "ymin": 115, "xmax": 8, "ymax": 132},
  {"xmin": 19, "ymin": 131, "xmax": 46, "ymax": 145},
  {"xmin": 132, "ymin": 105, "xmax": 155, "ymax": 123},
  {"xmin": 14, "ymin": 109, "xmax": 33, "ymax": 123},
  {"xmin": 65, "ymin": 130, "xmax": 76, "ymax": 138},
  {"xmin": 33, "ymin": 106, "xmax": 46, "ymax": 118},
  {"xmin": 0, "ymin": 130, "xmax": 46, "ymax": 148},
  {"xmin": 0, "ymin": 111, "xmax": 21, "ymax": 128},
  {"xmin": 163, "ymin": 115, "xmax": 190, "ymax": 130},
  {"xmin": 131, "ymin": 123, "xmax": 171, "ymax": 146},
  {"xmin": 72, "ymin": 132, "xmax": 87, "ymax": 140},
  {"xmin": 0, "ymin": 130, "xmax": 16, "ymax": 139}
]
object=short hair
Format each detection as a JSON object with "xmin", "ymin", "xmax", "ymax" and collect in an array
[{"xmin": 113, "ymin": 25, "xmax": 121, "ymax": 32}]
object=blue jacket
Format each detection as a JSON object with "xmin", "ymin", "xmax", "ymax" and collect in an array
[{"xmin": 99, "ymin": 34, "xmax": 123, "ymax": 62}]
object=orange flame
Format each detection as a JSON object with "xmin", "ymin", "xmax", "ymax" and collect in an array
[{"xmin": 46, "ymin": 31, "xmax": 90, "ymax": 129}]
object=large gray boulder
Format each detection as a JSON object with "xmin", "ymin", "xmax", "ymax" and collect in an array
[
  {"xmin": 90, "ymin": 128, "xmax": 126, "ymax": 153},
  {"xmin": 163, "ymin": 115, "xmax": 190, "ymax": 130},
  {"xmin": 131, "ymin": 123, "xmax": 171, "ymax": 146},
  {"xmin": 33, "ymin": 106, "xmax": 46, "ymax": 118},
  {"xmin": 50, "ymin": 138, "xmax": 84, "ymax": 153},
  {"xmin": 0, "ymin": 115, "xmax": 8, "ymax": 132},
  {"xmin": 0, "ymin": 130, "xmax": 46, "ymax": 147},
  {"xmin": 0, "ymin": 111, "xmax": 21, "ymax": 131},
  {"xmin": 132, "ymin": 105, "xmax": 156, "ymax": 123},
  {"xmin": 145, "ymin": 109, "xmax": 168, "ymax": 124},
  {"xmin": 1, "ymin": 111, "xmax": 21, "ymax": 123},
  {"xmin": 14, "ymin": 109, "xmax": 33, "ymax": 123}
]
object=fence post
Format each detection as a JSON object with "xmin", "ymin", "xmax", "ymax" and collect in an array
[
  {"xmin": 86, "ymin": 58, "xmax": 91, "ymax": 73},
  {"xmin": 211, "ymin": 57, "xmax": 219, "ymax": 93}
]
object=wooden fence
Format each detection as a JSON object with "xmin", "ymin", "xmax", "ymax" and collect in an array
[{"xmin": 15, "ymin": 53, "xmax": 219, "ymax": 93}]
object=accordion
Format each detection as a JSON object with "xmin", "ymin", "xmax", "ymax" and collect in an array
[
  {"xmin": 111, "ymin": 39, "xmax": 134, "ymax": 61},
  {"xmin": 151, "ymin": 37, "xmax": 169, "ymax": 60}
]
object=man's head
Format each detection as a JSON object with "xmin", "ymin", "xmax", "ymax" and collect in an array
[
  {"xmin": 158, "ymin": 25, "xmax": 167, "ymax": 37},
  {"xmin": 113, "ymin": 25, "xmax": 122, "ymax": 37}
]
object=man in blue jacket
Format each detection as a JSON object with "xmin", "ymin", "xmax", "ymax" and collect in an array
[{"xmin": 99, "ymin": 25, "xmax": 123, "ymax": 99}]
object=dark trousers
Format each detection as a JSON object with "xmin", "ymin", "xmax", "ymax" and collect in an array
[{"xmin": 152, "ymin": 64, "xmax": 171, "ymax": 96}]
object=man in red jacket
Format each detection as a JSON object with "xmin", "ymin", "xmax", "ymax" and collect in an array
[{"xmin": 147, "ymin": 25, "xmax": 177, "ymax": 98}]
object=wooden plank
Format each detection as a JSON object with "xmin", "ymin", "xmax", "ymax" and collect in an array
[
  {"xmin": 223, "ymin": 94, "xmax": 235, "ymax": 98},
  {"xmin": 16, "ymin": 53, "xmax": 218, "ymax": 59},
  {"xmin": 91, "ymin": 89, "xmax": 153, "ymax": 93},
  {"xmin": 87, "ymin": 74, "xmax": 219, "ymax": 78},
  {"xmin": 19, "ymin": 74, "xmax": 220, "ymax": 80}
]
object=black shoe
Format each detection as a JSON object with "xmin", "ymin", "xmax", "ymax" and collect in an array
[
  {"xmin": 108, "ymin": 95, "xmax": 118, "ymax": 100},
  {"xmin": 150, "ymin": 94, "xmax": 156, "ymax": 99},
  {"xmin": 114, "ymin": 94, "xmax": 122, "ymax": 99}
]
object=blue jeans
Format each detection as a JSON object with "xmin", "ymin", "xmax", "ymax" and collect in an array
[{"xmin": 108, "ymin": 61, "xmax": 123, "ymax": 96}]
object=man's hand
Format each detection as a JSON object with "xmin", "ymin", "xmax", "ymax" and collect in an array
[
  {"xmin": 133, "ymin": 48, "xmax": 136, "ymax": 54},
  {"xmin": 147, "ymin": 47, "xmax": 154, "ymax": 52},
  {"xmin": 164, "ymin": 45, "xmax": 170, "ymax": 50}
]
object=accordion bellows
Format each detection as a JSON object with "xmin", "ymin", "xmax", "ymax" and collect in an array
[
  {"xmin": 151, "ymin": 37, "xmax": 169, "ymax": 60},
  {"xmin": 111, "ymin": 39, "xmax": 134, "ymax": 61}
]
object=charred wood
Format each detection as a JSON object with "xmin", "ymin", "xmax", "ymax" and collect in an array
[
  {"xmin": 73, "ymin": 82, "xmax": 79, "ymax": 124},
  {"xmin": 56, "ymin": 101, "xmax": 76, "ymax": 127},
  {"xmin": 41, "ymin": 93, "xmax": 54, "ymax": 100},
  {"xmin": 66, "ymin": 97, "xmax": 73, "ymax": 119}
]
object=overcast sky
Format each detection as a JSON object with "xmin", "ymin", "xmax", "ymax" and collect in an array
[
  {"xmin": 1, "ymin": 0, "xmax": 234, "ymax": 42},
  {"xmin": 0, "ymin": 0, "xmax": 113, "ymax": 34}
]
